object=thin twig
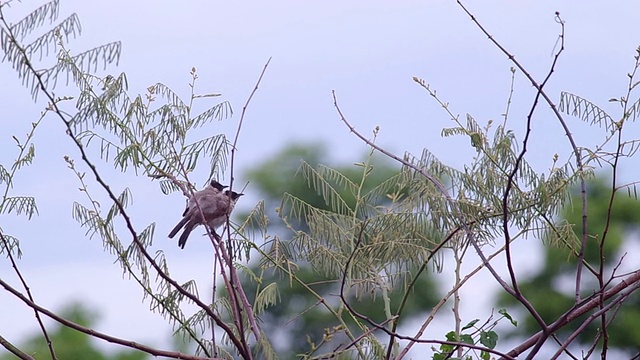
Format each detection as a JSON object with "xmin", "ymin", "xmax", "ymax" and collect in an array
[
  {"xmin": 500, "ymin": 12, "xmax": 566, "ymax": 338},
  {"xmin": 211, "ymin": 255, "xmax": 218, "ymax": 356},
  {"xmin": 0, "ymin": 334, "xmax": 34, "ymax": 360},
  {"xmin": 226, "ymin": 57, "xmax": 272, "ymax": 346},
  {"xmin": 0, "ymin": 277, "xmax": 222, "ymax": 360},
  {"xmin": 501, "ymin": 67, "xmax": 516, "ymax": 128}
]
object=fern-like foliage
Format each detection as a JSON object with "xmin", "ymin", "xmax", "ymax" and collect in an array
[
  {"xmin": 282, "ymin": 155, "xmax": 439, "ymax": 293},
  {"xmin": 274, "ymin": 96, "xmax": 581, "ymax": 356},
  {"xmin": 60, "ymin": 54, "xmax": 234, "ymax": 359},
  {"xmin": 559, "ymin": 87, "xmax": 640, "ymax": 170},
  {"xmin": 0, "ymin": 64, "xmax": 48, "ymax": 258},
  {"xmin": 2, "ymin": 1, "xmax": 239, "ymax": 356},
  {"xmin": 1, "ymin": 1, "xmax": 119, "ymax": 100},
  {"xmin": 559, "ymin": 92, "xmax": 615, "ymax": 131}
]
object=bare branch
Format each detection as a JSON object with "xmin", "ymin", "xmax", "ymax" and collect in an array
[
  {"xmin": 0, "ymin": 334, "xmax": 34, "ymax": 360},
  {"xmin": 0, "ymin": 277, "xmax": 223, "ymax": 360},
  {"xmin": 453, "ymin": 0, "xmax": 589, "ymax": 308},
  {"xmin": 501, "ymin": 270, "xmax": 640, "ymax": 359},
  {"xmin": 226, "ymin": 57, "xmax": 272, "ymax": 346},
  {"xmin": 0, "ymin": 230, "xmax": 57, "ymax": 359},
  {"xmin": 500, "ymin": 11, "xmax": 566, "ymax": 338}
]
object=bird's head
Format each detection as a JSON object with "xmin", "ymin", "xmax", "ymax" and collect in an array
[
  {"xmin": 224, "ymin": 190, "xmax": 244, "ymax": 200},
  {"xmin": 209, "ymin": 180, "xmax": 228, "ymax": 192}
]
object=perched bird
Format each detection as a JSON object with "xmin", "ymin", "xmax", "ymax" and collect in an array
[
  {"xmin": 181, "ymin": 180, "xmax": 227, "ymax": 217},
  {"xmin": 168, "ymin": 180, "xmax": 243, "ymax": 249}
]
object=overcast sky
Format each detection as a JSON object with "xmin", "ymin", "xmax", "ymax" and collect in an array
[{"xmin": 2, "ymin": 0, "xmax": 640, "ymax": 356}]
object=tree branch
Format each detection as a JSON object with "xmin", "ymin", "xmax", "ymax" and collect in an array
[
  {"xmin": 501, "ymin": 270, "xmax": 640, "ymax": 359},
  {"xmin": 0, "ymin": 231, "xmax": 57, "ymax": 359},
  {"xmin": 0, "ymin": 334, "xmax": 34, "ymax": 360},
  {"xmin": 226, "ymin": 57, "xmax": 272, "ymax": 347},
  {"xmin": 0, "ymin": 277, "xmax": 222, "ymax": 360}
]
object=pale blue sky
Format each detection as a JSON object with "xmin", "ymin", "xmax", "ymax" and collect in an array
[{"xmin": 2, "ymin": 0, "xmax": 640, "ymax": 356}]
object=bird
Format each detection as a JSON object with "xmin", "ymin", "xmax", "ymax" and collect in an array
[
  {"xmin": 168, "ymin": 180, "xmax": 243, "ymax": 249},
  {"xmin": 180, "ymin": 180, "xmax": 227, "ymax": 217}
]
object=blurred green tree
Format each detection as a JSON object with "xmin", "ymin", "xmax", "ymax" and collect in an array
[
  {"xmin": 0, "ymin": 303, "xmax": 148, "ymax": 360},
  {"xmin": 240, "ymin": 143, "xmax": 440, "ymax": 358}
]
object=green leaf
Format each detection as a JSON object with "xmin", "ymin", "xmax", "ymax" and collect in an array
[
  {"xmin": 479, "ymin": 330, "xmax": 498, "ymax": 349},
  {"xmin": 498, "ymin": 308, "xmax": 518, "ymax": 327},
  {"xmin": 461, "ymin": 319, "xmax": 479, "ymax": 331},
  {"xmin": 460, "ymin": 334, "xmax": 474, "ymax": 345},
  {"xmin": 445, "ymin": 330, "xmax": 457, "ymax": 342}
]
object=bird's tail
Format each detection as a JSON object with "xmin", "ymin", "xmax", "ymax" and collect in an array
[
  {"xmin": 178, "ymin": 221, "xmax": 195, "ymax": 249},
  {"xmin": 168, "ymin": 216, "xmax": 189, "ymax": 239}
]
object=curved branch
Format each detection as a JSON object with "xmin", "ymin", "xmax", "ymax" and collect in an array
[{"xmin": 0, "ymin": 277, "xmax": 221, "ymax": 360}]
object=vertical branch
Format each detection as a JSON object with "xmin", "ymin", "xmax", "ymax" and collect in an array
[
  {"xmin": 225, "ymin": 57, "xmax": 272, "ymax": 346},
  {"xmin": 164, "ymin": 138, "xmax": 233, "ymax": 356},
  {"xmin": 454, "ymin": 1, "xmax": 589, "ymax": 306},
  {"xmin": 501, "ymin": 67, "xmax": 517, "ymax": 128},
  {"xmin": 501, "ymin": 11, "xmax": 565, "ymax": 323},
  {"xmin": 210, "ymin": 256, "xmax": 218, "ymax": 356},
  {"xmin": 452, "ymin": 245, "xmax": 464, "ymax": 359},
  {"xmin": 594, "ymin": 49, "xmax": 640, "ymax": 357}
]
